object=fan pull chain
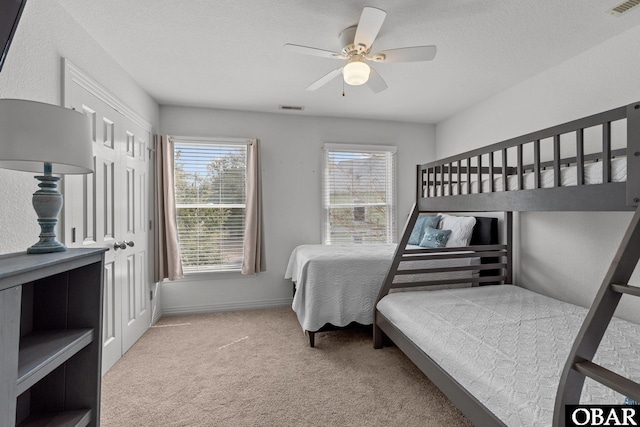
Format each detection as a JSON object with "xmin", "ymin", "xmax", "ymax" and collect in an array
[{"xmin": 342, "ymin": 79, "xmax": 345, "ymax": 97}]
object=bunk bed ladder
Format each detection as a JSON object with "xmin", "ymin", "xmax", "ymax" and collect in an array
[{"xmin": 553, "ymin": 205, "xmax": 640, "ymax": 427}]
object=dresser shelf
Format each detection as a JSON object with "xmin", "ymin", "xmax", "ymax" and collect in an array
[
  {"xmin": 17, "ymin": 409, "xmax": 91, "ymax": 427},
  {"xmin": 17, "ymin": 329, "xmax": 94, "ymax": 395},
  {"xmin": 0, "ymin": 249, "xmax": 106, "ymax": 427}
]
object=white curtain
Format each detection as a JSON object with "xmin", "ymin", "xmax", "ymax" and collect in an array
[
  {"xmin": 153, "ymin": 135, "xmax": 183, "ymax": 281},
  {"xmin": 242, "ymin": 138, "xmax": 266, "ymax": 274}
]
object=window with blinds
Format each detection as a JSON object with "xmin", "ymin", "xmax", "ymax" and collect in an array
[
  {"xmin": 173, "ymin": 139, "xmax": 247, "ymax": 272},
  {"xmin": 323, "ymin": 144, "xmax": 396, "ymax": 244}
]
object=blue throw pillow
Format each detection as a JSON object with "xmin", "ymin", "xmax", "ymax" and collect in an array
[
  {"xmin": 419, "ymin": 226, "xmax": 451, "ymax": 248},
  {"xmin": 408, "ymin": 215, "xmax": 441, "ymax": 245}
]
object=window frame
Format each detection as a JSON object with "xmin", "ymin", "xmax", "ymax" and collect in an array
[
  {"xmin": 172, "ymin": 135, "xmax": 251, "ymax": 274},
  {"xmin": 322, "ymin": 143, "xmax": 397, "ymax": 245}
]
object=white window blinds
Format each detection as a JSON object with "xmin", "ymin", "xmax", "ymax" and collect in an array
[
  {"xmin": 323, "ymin": 144, "xmax": 396, "ymax": 244},
  {"xmin": 173, "ymin": 140, "xmax": 247, "ymax": 272}
]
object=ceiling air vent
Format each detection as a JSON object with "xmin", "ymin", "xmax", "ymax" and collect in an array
[
  {"xmin": 607, "ymin": 0, "xmax": 640, "ymax": 15},
  {"xmin": 279, "ymin": 105, "xmax": 305, "ymax": 111}
]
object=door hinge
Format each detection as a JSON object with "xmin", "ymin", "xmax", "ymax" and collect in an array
[
  {"xmin": 149, "ymin": 220, "xmax": 152, "ymax": 230},
  {"xmin": 150, "ymin": 290, "xmax": 153, "ymax": 301}
]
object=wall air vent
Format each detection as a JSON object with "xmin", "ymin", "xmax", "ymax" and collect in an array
[
  {"xmin": 279, "ymin": 105, "xmax": 305, "ymax": 111},
  {"xmin": 607, "ymin": 0, "xmax": 640, "ymax": 15}
]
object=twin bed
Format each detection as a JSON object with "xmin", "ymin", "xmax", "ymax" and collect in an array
[{"xmin": 287, "ymin": 101, "xmax": 640, "ymax": 426}]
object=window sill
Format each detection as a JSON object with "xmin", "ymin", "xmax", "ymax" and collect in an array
[{"xmin": 169, "ymin": 269, "xmax": 250, "ymax": 283}]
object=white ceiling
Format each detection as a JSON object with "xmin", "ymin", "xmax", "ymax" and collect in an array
[{"xmin": 56, "ymin": 0, "xmax": 640, "ymax": 124}]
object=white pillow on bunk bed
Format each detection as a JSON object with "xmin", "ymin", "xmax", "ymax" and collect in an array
[{"xmin": 437, "ymin": 213, "xmax": 476, "ymax": 248}]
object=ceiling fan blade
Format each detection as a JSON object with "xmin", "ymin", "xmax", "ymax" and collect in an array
[
  {"xmin": 306, "ymin": 67, "xmax": 343, "ymax": 91},
  {"xmin": 354, "ymin": 7, "xmax": 387, "ymax": 51},
  {"xmin": 283, "ymin": 44, "xmax": 346, "ymax": 59},
  {"xmin": 366, "ymin": 67, "xmax": 388, "ymax": 93},
  {"xmin": 370, "ymin": 45, "xmax": 437, "ymax": 63}
]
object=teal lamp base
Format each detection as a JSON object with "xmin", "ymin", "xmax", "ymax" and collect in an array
[{"xmin": 27, "ymin": 163, "xmax": 67, "ymax": 254}]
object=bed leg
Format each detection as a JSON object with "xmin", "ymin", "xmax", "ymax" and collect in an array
[
  {"xmin": 373, "ymin": 324, "xmax": 384, "ymax": 349},
  {"xmin": 308, "ymin": 331, "xmax": 315, "ymax": 348}
]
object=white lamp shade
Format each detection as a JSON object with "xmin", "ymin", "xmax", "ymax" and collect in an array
[
  {"xmin": 343, "ymin": 61, "xmax": 371, "ymax": 86},
  {"xmin": 0, "ymin": 99, "xmax": 93, "ymax": 174}
]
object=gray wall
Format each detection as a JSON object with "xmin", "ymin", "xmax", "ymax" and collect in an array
[
  {"xmin": 435, "ymin": 24, "xmax": 640, "ymax": 323},
  {"xmin": 160, "ymin": 106, "xmax": 435, "ymax": 314},
  {"xmin": 0, "ymin": 0, "xmax": 159, "ymax": 255}
]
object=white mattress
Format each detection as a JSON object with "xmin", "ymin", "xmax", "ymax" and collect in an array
[
  {"xmin": 285, "ymin": 244, "xmax": 478, "ymax": 332},
  {"xmin": 377, "ymin": 285, "xmax": 640, "ymax": 427},
  {"xmin": 428, "ymin": 156, "xmax": 626, "ymax": 197}
]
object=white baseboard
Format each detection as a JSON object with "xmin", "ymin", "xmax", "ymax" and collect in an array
[
  {"xmin": 161, "ymin": 298, "xmax": 293, "ymax": 316},
  {"xmin": 151, "ymin": 308, "xmax": 163, "ymax": 325}
]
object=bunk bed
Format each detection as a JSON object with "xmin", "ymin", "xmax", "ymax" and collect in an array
[
  {"xmin": 373, "ymin": 101, "xmax": 640, "ymax": 427},
  {"xmin": 285, "ymin": 216, "xmax": 499, "ymax": 347}
]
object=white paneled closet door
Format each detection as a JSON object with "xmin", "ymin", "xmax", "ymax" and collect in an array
[
  {"xmin": 121, "ymin": 118, "xmax": 151, "ymax": 353},
  {"xmin": 62, "ymin": 61, "xmax": 152, "ymax": 374}
]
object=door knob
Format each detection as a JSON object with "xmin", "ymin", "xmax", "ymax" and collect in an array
[
  {"xmin": 125, "ymin": 240, "xmax": 135, "ymax": 247},
  {"xmin": 113, "ymin": 241, "xmax": 127, "ymax": 250}
]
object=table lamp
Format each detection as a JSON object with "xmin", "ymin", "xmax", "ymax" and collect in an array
[{"xmin": 0, "ymin": 99, "xmax": 93, "ymax": 254}]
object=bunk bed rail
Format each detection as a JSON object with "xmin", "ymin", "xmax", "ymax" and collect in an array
[{"xmin": 419, "ymin": 101, "xmax": 640, "ymax": 212}]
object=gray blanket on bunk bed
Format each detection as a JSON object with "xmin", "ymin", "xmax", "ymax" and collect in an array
[{"xmin": 377, "ymin": 285, "xmax": 640, "ymax": 427}]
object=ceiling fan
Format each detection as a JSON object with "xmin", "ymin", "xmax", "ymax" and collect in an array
[{"xmin": 283, "ymin": 7, "xmax": 437, "ymax": 93}]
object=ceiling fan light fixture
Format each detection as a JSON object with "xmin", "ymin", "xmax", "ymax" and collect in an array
[
  {"xmin": 343, "ymin": 59, "xmax": 370, "ymax": 86},
  {"xmin": 284, "ymin": 7, "xmax": 436, "ymax": 93}
]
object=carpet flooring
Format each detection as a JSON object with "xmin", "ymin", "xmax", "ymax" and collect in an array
[{"xmin": 101, "ymin": 307, "xmax": 472, "ymax": 426}]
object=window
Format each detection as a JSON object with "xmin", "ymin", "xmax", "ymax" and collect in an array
[
  {"xmin": 173, "ymin": 138, "xmax": 248, "ymax": 272},
  {"xmin": 323, "ymin": 143, "xmax": 396, "ymax": 244}
]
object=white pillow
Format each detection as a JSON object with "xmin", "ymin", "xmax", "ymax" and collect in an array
[{"xmin": 437, "ymin": 213, "xmax": 476, "ymax": 248}]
